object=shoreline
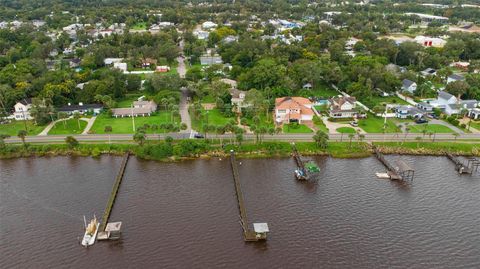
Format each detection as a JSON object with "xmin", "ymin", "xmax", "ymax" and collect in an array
[{"xmin": 1, "ymin": 141, "xmax": 480, "ymax": 161}]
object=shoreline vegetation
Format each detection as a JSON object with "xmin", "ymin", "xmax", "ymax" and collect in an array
[{"xmin": 1, "ymin": 141, "xmax": 480, "ymax": 161}]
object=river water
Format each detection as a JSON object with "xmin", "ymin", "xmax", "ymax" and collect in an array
[{"xmin": 1, "ymin": 155, "xmax": 479, "ymax": 268}]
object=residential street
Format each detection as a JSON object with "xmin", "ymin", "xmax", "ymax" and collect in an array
[{"xmin": 177, "ymin": 39, "xmax": 191, "ymax": 132}]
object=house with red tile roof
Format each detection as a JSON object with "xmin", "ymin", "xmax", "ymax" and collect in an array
[{"xmin": 274, "ymin": 97, "xmax": 314, "ymax": 125}]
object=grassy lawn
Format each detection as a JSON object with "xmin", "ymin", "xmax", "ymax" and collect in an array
[
  {"xmin": 283, "ymin": 123, "xmax": 313, "ymax": 133},
  {"xmin": 48, "ymin": 119, "xmax": 87, "ymax": 135},
  {"xmin": 336, "ymin": 127, "xmax": 356, "ymax": 133},
  {"xmin": 200, "ymin": 95, "xmax": 216, "ymax": 103},
  {"xmin": 116, "ymin": 93, "xmax": 144, "ymax": 108},
  {"xmin": 313, "ymin": 116, "xmax": 329, "ymax": 133},
  {"xmin": 469, "ymin": 121, "xmax": 480, "ymax": 131},
  {"xmin": 191, "ymin": 108, "xmax": 236, "ymax": 132},
  {"xmin": 407, "ymin": 124, "xmax": 453, "ymax": 133},
  {"xmin": 131, "ymin": 22, "xmax": 147, "ymax": 30},
  {"xmin": 243, "ymin": 113, "xmax": 274, "ymax": 129},
  {"xmin": 90, "ymin": 112, "xmax": 179, "ymax": 134},
  {"xmin": 0, "ymin": 120, "xmax": 45, "ymax": 136},
  {"xmin": 359, "ymin": 95, "xmax": 409, "ymax": 108},
  {"xmin": 358, "ymin": 115, "xmax": 400, "ymax": 133}
]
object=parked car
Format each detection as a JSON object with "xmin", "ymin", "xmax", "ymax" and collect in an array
[
  {"xmin": 194, "ymin": 133, "xmax": 204, "ymax": 139},
  {"xmin": 415, "ymin": 118, "xmax": 428, "ymax": 124},
  {"xmin": 350, "ymin": 121, "xmax": 358, "ymax": 127}
]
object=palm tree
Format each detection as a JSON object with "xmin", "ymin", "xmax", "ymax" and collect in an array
[
  {"xmin": 73, "ymin": 112, "xmax": 81, "ymax": 130},
  {"xmin": 58, "ymin": 112, "xmax": 68, "ymax": 128},
  {"xmin": 133, "ymin": 131, "xmax": 146, "ymax": 146},
  {"xmin": 17, "ymin": 130, "xmax": 27, "ymax": 147},
  {"xmin": 348, "ymin": 133, "xmax": 355, "ymax": 149},
  {"xmin": 151, "ymin": 124, "xmax": 159, "ymax": 139},
  {"xmin": 415, "ymin": 136, "xmax": 422, "ymax": 148},
  {"xmin": 104, "ymin": 126, "xmax": 112, "ymax": 144}
]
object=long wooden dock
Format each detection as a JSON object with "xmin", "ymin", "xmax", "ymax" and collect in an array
[
  {"xmin": 229, "ymin": 151, "xmax": 267, "ymax": 241},
  {"xmin": 99, "ymin": 152, "xmax": 130, "ymax": 232},
  {"xmin": 292, "ymin": 144, "xmax": 308, "ymax": 179}
]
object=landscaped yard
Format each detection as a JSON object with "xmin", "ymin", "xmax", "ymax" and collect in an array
[
  {"xmin": 243, "ymin": 113, "xmax": 275, "ymax": 129},
  {"xmin": 358, "ymin": 115, "xmax": 400, "ymax": 133},
  {"xmin": 336, "ymin": 127, "xmax": 356, "ymax": 133},
  {"xmin": 190, "ymin": 108, "xmax": 236, "ymax": 132},
  {"xmin": 90, "ymin": 112, "xmax": 180, "ymax": 134},
  {"xmin": 407, "ymin": 124, "xmax": 454, "ymax": 134},
  {"xmin": 360, "ymin": 95, "xmax": 409, "ymax": 109},
  {"xmin": 200, "ymin": 95, "xmax": 216, "ymax": 104},
  {"xmin": 313, "ymin": 116, "xmax": 329, "ymax": 133},
  {"xmin": 116, "ymin": 93, "xmax": 144, "ymax": 108},
  {"xmin": 0, "ymin": 120, "xmax": 45, "ymax": 136},
  {"xmin": 48, "ymin": 119, "xmax": 87, "ymax": 135},
  {"xmin": 310, "ymin": 86, "xmax": 339, "ymax": 98},
  {"xmin": 282, "ymin": 123, "xmax": 313, "ymax": 133}
]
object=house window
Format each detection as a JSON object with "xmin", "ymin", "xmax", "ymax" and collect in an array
[{"xmin": 278, "ymin": 109, "xmax": 286, "ymax": 113}]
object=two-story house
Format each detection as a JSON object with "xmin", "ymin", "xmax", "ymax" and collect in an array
[
  {"xmin": 328, "ymin": 96, "xmax": 357, "ymax": 118},
  {"xmin": 431, "ymin": 91, "xmax": 478, "ymax": 115},
  {"xmin": 13, "ymin": 98, "xmax": 33, "ymax": 120},
  {"xmin": 274, "ymin": 97, "xmax": 313, "ymax": 125}
]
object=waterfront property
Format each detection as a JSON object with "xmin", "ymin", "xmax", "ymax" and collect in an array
[
  {"xmin": 402, "ymin": 79, "xmax": 417, "ymax": 94},
  {"xmin": 57, "ymin": 103, "xmax": 103, "ymax": 115},
  {"xmin": 328, "ymin": 96, "xmax": 357, "ymax": 119},
  {"xmin": 12, "ymin": 98, "xmax": 33, "ymax": 121},
  {"xmin": 274, "ymin": 97, "xmax": 313, "ymax": 125},
  {"xmin": 111, "ymin": 100, "xmax": 157, "ymax": 118}
]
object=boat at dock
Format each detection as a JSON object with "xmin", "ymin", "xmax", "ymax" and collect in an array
[{"xmin": 81, "ymin": 215, "xmax": 100, "ymax": 247}]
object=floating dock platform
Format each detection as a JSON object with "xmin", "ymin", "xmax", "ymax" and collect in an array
[
  {"xmin": 445, "ymin": 152, "xmax": 480, "ymax": 174},
  {"xmin": 374, "ymin": 147, "xmax": 414, "ymax": 181}
]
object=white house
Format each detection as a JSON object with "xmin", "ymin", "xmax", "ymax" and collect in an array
[
  {"xmin": 431, "ymin": 91, "xmax": 478, "ymax": 115},
  {"xmin": 113, "ymin": 62, "xmax": 127, "ymax": 72},
  {"xmin": 202, "ymin": 21, "xmax": 217, "ymax": 30},
  {"xmin": 414, "ymin": 36, "xmax": 447, "ymax": 48},
  {"xmin": 447, "ymin": 74, "xmax": 465, "ymax": 84},
  {"xmin": 328, "ymin": 96, "xmax": 357, "ymax": 118},
  {"xmin": 13, "ymin": 99, "xmax": 33, "ymax": 121},
  {"xmin": 402, "ymin": 79, "xmax": 417, "ymax": 94}
]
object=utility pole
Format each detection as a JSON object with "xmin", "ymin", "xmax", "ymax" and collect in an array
[{"xmin": 131, "ymin": 104, "xmax": 135, "ymax": 132}]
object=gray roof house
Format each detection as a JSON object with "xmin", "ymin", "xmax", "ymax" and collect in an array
[
  {"xmin": 421, "ymin": 68, "xmax": 437, "ymax": 77},
  {"xmin": 402, "ymin": 79, "xmax": 417, "ymax": 93},
  {"xmin": 447, "ymin": 74, "xmax": 465, "ymax": 84}
]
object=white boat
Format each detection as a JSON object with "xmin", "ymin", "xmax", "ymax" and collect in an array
[
  {"xmin": 81, "ymin": 215, "xmax": 100, "ymax": 247},
  {"xmin": 376, "ymin": 172, "xmax": 391, "ymax": 179}
]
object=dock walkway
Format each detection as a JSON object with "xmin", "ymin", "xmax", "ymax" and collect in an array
[
  {"xmin": 230, "ymin": 151, "xmax": 266, "ymax": 241},
  {"xmin": 445, "ymin": 152, "xmax": 479, "ymax": 174},
  {"xmin": 374, "ymin": 147, "xmax": 414, "ymax": 181},
  {"xmin": 99, "ymin": 152, "xmax": 130, "ymax": 232}
]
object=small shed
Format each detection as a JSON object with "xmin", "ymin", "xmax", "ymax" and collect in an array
[
  {"xmin": 253, "ymin": 223, "xmax": 269, "ymax": 240},
  {"xmin": 105, "ymin": 221, "xmax": 122, "ymax": 240}
]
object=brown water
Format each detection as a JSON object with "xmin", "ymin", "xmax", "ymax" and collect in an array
[{"xmin": 1, "ymin": 155, "xmax": 479, "ymax": 268}]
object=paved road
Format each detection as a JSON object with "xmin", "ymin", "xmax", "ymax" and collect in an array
[
  {"xmin": 177, "ymin": 39, "xmax": 191, "ymax": 132},
  {"xmin": 4, "ymin": 132, "xmax": 480, "ymax": 144}
]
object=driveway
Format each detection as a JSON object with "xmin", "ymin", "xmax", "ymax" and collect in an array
[
  {"xmin": 429, "ymin": 119, "xmax": 465, "ymax": 134},
  {"xmin": 38, "ymin": 116, "xmax": 93, "ymax": 136},
  {"xmin": 322, "ymin": 117, "xmax": 365, "ymax": 134},
  {"xmin": 179, "ymin": 87, "xmax": 192, "ymax": 132}
]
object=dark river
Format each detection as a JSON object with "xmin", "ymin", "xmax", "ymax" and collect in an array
[{"xmin": 1, "ymin": 155, "xmax": 479, "ymax": 268}]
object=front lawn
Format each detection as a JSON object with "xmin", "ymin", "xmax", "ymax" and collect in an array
[
  {"xmin": 313, "ymin": 116, "xmax": 329, "ymax": 133},
  {"xmin": 407, "ymin": 123, "xmax": 453, "ymax": 134},
  {"xmin": 0, "ymin": 120, "xmax": 45, "ymax": 136},
  {"xmin": 243, "ymin": 113, "xmax": 274, "ymax": 129},
  {"xmin": 358, "ymin": 115, "xmax": 400, "ymax": 133},
  {"xmin": 48, "ymin": 119, "xmax": 87, "ymax": 135},
  {"xmin": 131, "ymin": 22, "xmax": 147, "ymax": 30},
  {"xmin": 190, "ymin": 108, "xmax": 236, "ymax": 132},
  {"xmin": 336, "ymin": 127, "xmax": 356, "ymax": 133},
  {"xmin": 90, "ymin": 111, "xmax": 179, "ymax": 134},
  {"xmin": 283, "ymin": 123, "xmax": 313, "ymax": 133}
]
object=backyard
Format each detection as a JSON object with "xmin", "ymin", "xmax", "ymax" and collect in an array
[
  {"xmin": 359, "ymin": 95, "xmax": 409, "ymax": 109},
  {"xmin": 90, "ymin": 111, "xmax": 180, "ymax": 134},
  {"xmin": 131, "ymin": 22, "xmax": 147, "ymax": 30},
  {"xmin": 0, "ymin": 120, "xmax": 45, "ymax": 136},
  {"xmin": 48, "ymin": 119, "xmax": 87, "ymax": 135}
]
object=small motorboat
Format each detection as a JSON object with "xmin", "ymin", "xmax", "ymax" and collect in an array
[{"xmin": 81, "ymin": 215, "xmax": 100, "ymax": 247}]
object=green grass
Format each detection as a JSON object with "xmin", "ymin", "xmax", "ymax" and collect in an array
[
  {"xmin": 201, "ymin": 95, "xmax": 216, "ymax": 103},
  {"xmin": 190, "ymin": 108, "xmax": 236, "ymax": 132},
  {"xmin": 358, "ymin": 115, "xmax": 400, "ymax": 133},
  {"xmin": 336, "ymin": 127, "xmax": 356, "ymax": 133},
  {"xmin": 0, "ymin": 120, "xmax": 45, "ymax": 136},
  {"xmin": 116, "ymin": 93, "xmax": 144, "ymax": 108},
  {"xmin": 90, "ymin": 112, "xmax": 179, "ymax": 134},
  {"xmin": 243, "ymin": 113, "xmax": 274, "ymax": 129},
  {"xmin": 359, "ymin": 95, "xmax": 409, "ymax": 109},
  {"xmin": 310, "ymin": 87, "xmax": 338, "ymax": 98},
  {"xmin": 469, "ymin": 121, "xmax": 480, "ymax": 131},
  {"xmin": 131, "ymin": 22, "xmax": 147, "ymax": 30},
  {"xmin": 283, "ymin": 124, "xmax": 313, "ymax": 133},
  {"xmin": 407, "ymin": 124, "xmax": 453, "ymax": 133},
  {"xmin": 313, "ymin": 116, "xmax": 329, "ymax": 133},
  {"xmin": 48, "ymin": 119, "xmax": 87, "ymax": 135}
]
